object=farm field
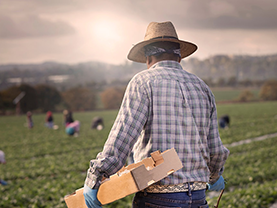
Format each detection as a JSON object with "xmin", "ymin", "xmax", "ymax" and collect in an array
[
  {"xmin": 1, "ymin": 101, "xmax": 277, "ymax": 207},
  {"xmin": 211, "ymin": 88, "xmax": 260, "ymax": 102}
]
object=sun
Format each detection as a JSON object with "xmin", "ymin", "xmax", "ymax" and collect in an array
[{"xmin": 92, "ymin": 19, "xmax": 120, "ymax": 42}]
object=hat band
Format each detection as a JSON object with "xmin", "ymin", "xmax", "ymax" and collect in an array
[
  {"xmin": 144, "ymin": 45, "xmax": 181, "ymax": 57},
  {"xmin": 149, "ymin": 36, "xmax": 179, "ymax": 40}
]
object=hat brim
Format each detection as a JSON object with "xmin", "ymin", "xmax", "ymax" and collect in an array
[{"xmin": 127, "ymin": 38, "xmax": 197, "ymax": 63}]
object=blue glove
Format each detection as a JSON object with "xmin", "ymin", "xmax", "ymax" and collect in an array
[
  {"xmin": 207, "ymin": 175, "xmax": 225, "ymax": 191},
  {"xmin": 0, "ymin": 179, "xmax": 8, "ymax": 185},
  {"xmin": 83, "ymin": 184, "xmax": 102, "ymax": 208}
]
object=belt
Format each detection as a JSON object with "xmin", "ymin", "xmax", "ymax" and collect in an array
[{"xmin": 144, "ymin": 182, "xmax": 207, "ymax": 193}]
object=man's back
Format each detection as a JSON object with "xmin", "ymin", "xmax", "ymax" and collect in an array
[
  {"xmin": 84, "ymin": 21, "xmax": 229, "ymax": 208},
  {"xmin": 129, "ymin": 60, "xmax": 225, "ymax": 185}
]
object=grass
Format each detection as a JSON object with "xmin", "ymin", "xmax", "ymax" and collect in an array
[
  {"xmin": 207, "ymin": 136, "xmax": 277, "ymax": 208},
  {"xmin": 217, "ymin": 101, "xmax": 277, "ymax": 144},
  {"xmin": 211, "ymin": 88, "xmax": 260, "ymax": 102},
  {"xmin": 0, "ymin": 101, "xmax": 277, "ymax": 207}
]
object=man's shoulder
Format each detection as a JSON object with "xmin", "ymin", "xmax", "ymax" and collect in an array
[
  {"xmin": 131, "ymin": 68, "xmax": 159, "ymax": 83},
  {"xmin": 182, "ymin": 71, "xmax": 214, "ymax": 94}
]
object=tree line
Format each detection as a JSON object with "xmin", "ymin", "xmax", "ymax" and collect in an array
[
  {"xmin": 0, "ymin": 79, "xmax": 276, "ymax": 115},
  {"xmin": 0, "ymin": 83, "xmax": 126, "ymax": 115}
]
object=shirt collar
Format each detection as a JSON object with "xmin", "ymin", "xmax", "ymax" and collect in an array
[{"xmin": 150, "ymin": 60, "xmax": 182, "ymax": 70}]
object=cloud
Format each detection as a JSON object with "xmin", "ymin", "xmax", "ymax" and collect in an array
[
  {"xmin": 181, "ymin": 1, "xmax": 277, "ymax": 30},
  {"xmin": 0, "ymin": 15, "xmax": 75, "ymax": 39},
  {"xmin": 0, "ymin": 0, "xmax": 277, "ymax": 65},
  {"xmin": 126, "ymin": 0, "xmax": 277, "ymax": 30},
  {"xmin": 1, "ymin": 0, "xmax": 277, "ymax": 35}
]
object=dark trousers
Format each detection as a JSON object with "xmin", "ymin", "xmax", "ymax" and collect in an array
[{"xmin": 132, "ymin": 185, "xmax": 208, "ymax": 208}]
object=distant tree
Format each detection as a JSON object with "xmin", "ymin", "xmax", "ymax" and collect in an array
[
  {"xmin": 226, "ymin": 76, "xmax": 237, "ymax": 87},
  {"xmin": 35, "ymin": 84, "xmax": 62, "ymax": 112},
  {"xmin": 101, "ymin": 87, "xmax": 126, "ymax": 109},
  {"xmin": 0, "ymin": 88, "xmax": 16, "ymax": 110},
  {"xmin": 237, "ymin": 90, "xmax": 254, "ymax": 102},
  {"xmin": 202, "ymin": 78, "xmax": 214, "ymax": 87},
  {"xmin": 216, "ymin": 78, "xmax": 226, "ymax": 87},
  {"xmin": 0, "ymin": 93, "xmax": 3, "ymax": 111},
  {"xmin": 62, "ymin": 87, "xmax": 97, "ymax": 111},
  {"xmin": 254, "ymin": 80, "xmax": 266, "ymax": 88},
  {"xmin": 239, "ymin": 79, "xmax": 253, "ymax": 87},
  {"xmin": 0, "ymin": 84, "xmax": 38, "ymax": 113},
  {"xmin": 17, "ymin": 84, "xmax": 38, "ymax": 113},
  {"xmin": 259, "ymin": 80, "xmax": 277, "ymax": 101}
]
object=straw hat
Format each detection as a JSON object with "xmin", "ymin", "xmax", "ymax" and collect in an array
[{"xmin": 127, "ymin": 21, "xmax": 197, "ymax": 63}]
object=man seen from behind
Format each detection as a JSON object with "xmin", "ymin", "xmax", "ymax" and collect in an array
[{"xmin": 84, "ymin": 21, "xmax": 230, "ymax": 208}]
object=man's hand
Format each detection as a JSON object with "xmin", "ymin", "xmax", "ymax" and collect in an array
[
  {"xmin": 207, "ymin": 175, "xmax": 225, "ymax": 191},
  {"xmin": 83, "ymin": 184, "xmax": 102, "ymax": 208}
]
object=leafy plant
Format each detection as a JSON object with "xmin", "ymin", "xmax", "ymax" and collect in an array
[{"xmin": 1, "ymin": 102, "xmax": 277, "ymax": 207}]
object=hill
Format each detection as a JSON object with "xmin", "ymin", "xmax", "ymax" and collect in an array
[
  {"xmin": 182, "ymin": 54, "xmax": 277, "ymax": 82},
  {"xmin": 0, "ymin": 54, "xmax": 276, "ymax": 90}
]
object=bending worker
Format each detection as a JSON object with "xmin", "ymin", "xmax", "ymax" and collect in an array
[{"xmin": 84, "ymin": 21, "xmax": 230, "ymax": 208}]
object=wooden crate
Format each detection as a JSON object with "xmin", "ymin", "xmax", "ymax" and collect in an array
[{"xmin": 64, "ymin": 148, "xmax": 183, "ymax": 207}]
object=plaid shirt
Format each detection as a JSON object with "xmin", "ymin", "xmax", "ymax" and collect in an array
[{"xmin": 85, "ymin": 60, "xmax": 229, "ymax": 189}]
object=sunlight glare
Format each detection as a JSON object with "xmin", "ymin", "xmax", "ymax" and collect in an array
[{"xmin": 92, "ymin": 20, "xmax": 120, "ymax": 42}]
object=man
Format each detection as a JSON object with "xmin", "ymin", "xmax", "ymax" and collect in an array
[{"xmin": 84, "ymin": 21, "xmax": 229, "ymax": 208}]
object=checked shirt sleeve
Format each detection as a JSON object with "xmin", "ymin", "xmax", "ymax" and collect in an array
[
  {"xmin": 207, "ymin": 97, "xmax": 230, "ymax": 184},
  {"xmin": 85, "ymin": 77, "xmax": 149, "ymax": 189}
]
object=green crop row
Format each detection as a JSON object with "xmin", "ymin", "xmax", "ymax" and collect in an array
[
  {"xmin": 207, "ymin": 179, "xmax": 277, "ymax": 208},
  {"xmin": 0, "ymin": 110, "xmax": 118, "ymax": 208},
  {"xmin": 218, "ymin": 102, "xmax": 277, "ymax": 144},
  {"xmin": 1, "ymin": 101, "xmax": 277, "ymax": 207},
  {"xmin": 207, "ymin": 136, "xmax": 277, "ymax": 208},
  {"xmin": 224, "ymin": 136, "xmax": 277, "ymax": 187},
  {"xmin": 212, "ymin": 89, "xmax": 260, "ymax": 102}
]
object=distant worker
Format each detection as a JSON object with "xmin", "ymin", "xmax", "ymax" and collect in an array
[
  {"xmin": 83, "ymin": 21, "xmax": 229, "ymax": 208},
  {"xmin": 0, "ymin": 150, "xmax": 7, "ymax": 185},
  {"xmin": 66, "ymin": 120, "xmax": 80, "ymax": 137},
  {"xmin": 63, "ymin": 110, "xmax": 68, "ymax": 126},
  {"xmin": 45, "ymin": 111, "xmax": 54, "ymax": 129},
  {"xmin": 26, "ymin": 111, "xmax": 33, "ymax": 129},
  {"xmin": 65, "ymin": 110, "xmax": 74, "ymax": 127},
  {"xmin": 91, "ymin": 117, "xmax": 104, "ymax": 130},
  {"xmin": 219, "ymin": 115, "xmax": 230, "ymax": 129}
]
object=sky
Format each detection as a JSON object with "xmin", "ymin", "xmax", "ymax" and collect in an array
[{"xmin": 0, "ymin": 0, "xmax": 277, "ymax": 65}]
